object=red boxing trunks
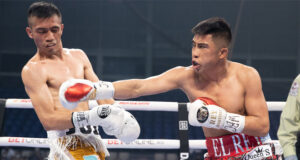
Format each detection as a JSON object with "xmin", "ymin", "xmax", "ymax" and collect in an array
[{"xmin": 205, "ymin": 133, "xmax": 280, "ymax": 160}]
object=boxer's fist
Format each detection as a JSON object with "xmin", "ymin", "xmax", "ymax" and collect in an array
[
  {"xmin": 72, "ymin": 104, "xmax": 140, "ymax": 143},
  {"xmin": 188, "ymin": 98, "xmax": 227, "ymax": 129},
  {"xmin": 72, "ymin": 104, "xmax": 123, "ymax": 128},
  {"xmin": 59, "ymin": 79, "xmax": 114, "ymax": 110},
  {"xmin": 188, "ymin": 97, "xmax": 245, "ymax": 133},
  {"xmin": 103, "ymin": 111, "xmax": 140, "ymax": 143}
]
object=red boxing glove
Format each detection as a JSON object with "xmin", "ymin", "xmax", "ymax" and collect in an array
[
  {"xmin": 65, "ymin": 83, "xmax": 93, "ymax": 102},
  {"xmin": 59, "ymin": 79, "xmax": 114, "ymax": 110}
]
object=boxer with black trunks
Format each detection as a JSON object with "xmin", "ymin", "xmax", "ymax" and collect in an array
[
  {"xmin": 59, "ymin": 17, "xmax": 282, "ymax": 159},
  {"xmin": 22, "ymin": 2, "xmax": 140, "ymax": 160}
]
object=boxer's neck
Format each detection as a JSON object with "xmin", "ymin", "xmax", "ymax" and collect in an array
[
  {"xmin": 37, "ymin": 46, "xmax": 64, "ymax": 60},
  {"xmin": 200, "ymin": 60, "xmax": 229, "ymax": 82}
]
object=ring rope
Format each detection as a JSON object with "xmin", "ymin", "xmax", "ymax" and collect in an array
[
  {"xmin": 0, "ymin": 137, "xmax": 280, "ymax": 149},
  {"xmin": 0, "ymin": 137, "xmax": 205, "ymax": 149},
  {"xmin": 0, "ymin": 98, "xmax": 283, "ymax": 149},
  {"xmin": 4, "ymin": 99, "xmax": 285, "ymax": 111}
]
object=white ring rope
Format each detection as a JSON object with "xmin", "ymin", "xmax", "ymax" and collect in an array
[
  {"xmin": 0, "ymin": 137, "xmax": 280, "ymax": 149},
  {"xmin": 4, "ymin": 99, "xmax": 285, "ymax": 111},
  {"xmin": 1, "ymin": 98, "xmax": 283, "ymax": 149},
  {"xmin": 0, "ymin": 137, "xmax": 206, "ymax": 149}
]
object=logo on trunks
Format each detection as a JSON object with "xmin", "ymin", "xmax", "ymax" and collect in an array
[
  {"xmin": 255, "ymin": 147, "xmax": 263, "ymax": 154},
  {"xmin": 179, "ymin": 121, "xmax": 188, "ymax": 130},
  {"xmin": 197, "ymin": 106, "xmax": 208, "ymax": 123},
  {"xmin": 243, "ymin": 145, "xmax": 272, "ymax": 160},
  {"xmin": 66, "ymin": 125, "xmax": 99, "ymax": 135},
  {"xmin": 98, "ymin": 105, "xmax": 111, "ymax": 118}
]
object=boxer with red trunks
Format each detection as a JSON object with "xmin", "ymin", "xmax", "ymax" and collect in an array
[
  {"xmin": 189, "ymin": 97, "xmax": 282, "ymax": 159},
  {"xmin": 59, "ymin": 17, "xmax": 283, "ymax": 159}
]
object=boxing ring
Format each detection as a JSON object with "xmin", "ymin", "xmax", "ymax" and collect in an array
[{"xmin": 0, "ymin": 98, "xmax": 285, "ymax": 158}]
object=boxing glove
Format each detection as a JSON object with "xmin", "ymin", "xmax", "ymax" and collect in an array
[
  {"xmin": 188, "ymin": 97, "xmax": 245, "ymax": 133},
  {"xmin": 72, "ymin": 104, "xmax": 140, "ymax": 143},
  {"xmin": 59, "ymin": 79, "xmax": 114, "ymax": 110}
]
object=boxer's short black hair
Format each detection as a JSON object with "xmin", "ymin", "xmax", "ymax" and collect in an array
[{"xmin": 192, "ymin": 17, "xmax": 232, "ymax": 46}]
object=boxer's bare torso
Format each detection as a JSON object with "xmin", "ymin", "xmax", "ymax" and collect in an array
[
  {"xmin": 22, "ymin": 48, "xmax": 96, "ymax": 130},
  {"xmin": 180, "ymin": 62, "xmax": 250, "ymax": 137},
  {"xmin": 25, "ymin": 49, "xmax": 88, "ymax": 110}
]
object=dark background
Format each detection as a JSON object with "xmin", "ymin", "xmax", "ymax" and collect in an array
[{"xmin": 0, "ymin": 0, "xmax": 298, "ymax": 159}]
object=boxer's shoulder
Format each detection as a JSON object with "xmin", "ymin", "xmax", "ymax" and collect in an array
[
  {"xmin": 231, "ymin": 62, "xmax": 260, "ymax": 83},
  {"xmin": 21, "ymin": 58, "xmax": 47, "ymax": 83},
  {"xmin": 230, "ymin": 61, "xmax": 257, "ymax": 74},
  {"xmin": 62, "ymin": 48, "xmax": 85, "ymax": 60}
]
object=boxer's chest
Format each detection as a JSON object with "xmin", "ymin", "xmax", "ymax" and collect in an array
[
  {"xmin": 46, "ymin": 60, "xmax": 85, "ymax": 89},
  {"xmin": 184, "ymin": 75, "xmax": 245, "ymax": 114}
]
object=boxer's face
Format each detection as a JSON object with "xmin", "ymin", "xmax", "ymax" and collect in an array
[
  {"xmin": 191, "ymin": 34, "xmax": 227, "ymax": 73},
  {"xmin": 26, "ymin": 15, "xmax": 64, "ymax": 55}
]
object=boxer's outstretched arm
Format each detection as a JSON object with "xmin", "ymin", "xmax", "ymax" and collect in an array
[
  {"xmin": 113, "ymin": 66, "xmax": 183, "ymax": 99},
  {"xmin": 243, "ymin": 67, "xmax": 270, "ymax": 136},
  {"xmin": 22, "ymin": 65, "xmax": 74, "ymax": 131},
  {"xmin": 80, "ymin": 49, "xmax": 114, "ymax": 105}
]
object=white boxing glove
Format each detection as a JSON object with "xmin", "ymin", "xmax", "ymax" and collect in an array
[
  {"xmin": 188, "ymin": 97, "xmax": 245, "ymax": 133},
  {"xmin": 104, "ymin": 111, "xmax": 140, "ymax": 143},
  {"xmin": 59, "ymin": 79, "xmax": 115, "ymax": 110},
  {"xmin": 72, "ymin": 104, "xmax": 140, "ymax": 143}
]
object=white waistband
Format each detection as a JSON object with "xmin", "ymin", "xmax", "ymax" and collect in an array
[
  {"xmin": 260, "ymin": 133, "xmax": 272, "ymax": 143},
  {"xmin": 47, "ymin": 130, "xmax": 68, "ymax": 139},
  {"xmin": 47, "ymin": 126, "xmax": 98, "ymax": 139}
]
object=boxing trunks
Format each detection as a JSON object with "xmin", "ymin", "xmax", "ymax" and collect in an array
[
  {"xmin": 204, "ymin": 133, "xmax": 283, "ymax": 160},
  {"xmin": 47, "ymin": 125, "xmax": 109, "ymax": 160}
]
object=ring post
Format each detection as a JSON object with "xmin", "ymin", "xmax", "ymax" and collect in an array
[
  {"xmin": 0, "ymin": 99, "xmax": 6, "ymax": 136},
  {"xmin": 178, "ymin": 103, "xmax": 189, "ymax": 160}
]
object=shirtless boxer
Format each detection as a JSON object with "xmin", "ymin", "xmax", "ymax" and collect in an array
[
  {"xmin": 21, "ymin": 2, "xmax": 140, "ymax": 160},
  {"xmin": 60, "ymin": 17, "xmax": 282, "ymax": 159}
]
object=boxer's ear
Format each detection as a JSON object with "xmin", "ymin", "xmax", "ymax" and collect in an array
[
  {"xmin": 26, "ymin": 27, "xmax": 33, "ymax": 39},
  {"xmin": 219, "ymin": 48, "xmax": 228, "ymax": 59},
  {"xmin": 60, "ymin": 24, "xmax": 64, "ymax": 33}
]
